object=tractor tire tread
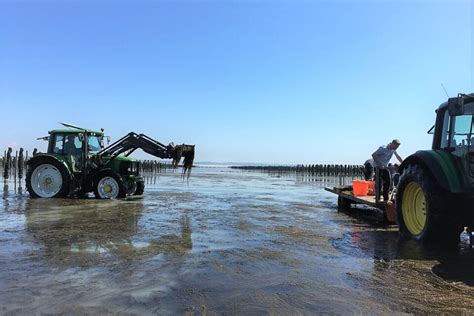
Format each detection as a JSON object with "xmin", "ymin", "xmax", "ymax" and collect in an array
[
  {"xmin": 396, "ymin": 164, "xmax": 457, "ymax": 242},
  {"xmin": 134, "ymin": 181, "xmax": 145, "ymax": 195}
]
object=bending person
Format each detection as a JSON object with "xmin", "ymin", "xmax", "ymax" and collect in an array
[{"xmin": 372, "ymin": 139, "xmax": 403, "ymax": 202}]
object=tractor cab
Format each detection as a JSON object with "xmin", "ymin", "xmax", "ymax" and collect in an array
[
  {"xmin": 47, "ymin": 128, "xmax": 106, "ymax": 172},
  {"xmin": 47, "ymin": 129, "xmax": 105, "ymax": 155},
  {"xmin": 433, "ymin": 94, "xmax": 474, "ymax": 185}
]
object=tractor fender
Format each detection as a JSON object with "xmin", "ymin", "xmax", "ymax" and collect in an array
[
  {"xmin": 399, "ymin": 150, "xmax": 464, "ymax": 194},
  {"xmin": 81, "ymin": 168, "xmax": 117, "ymax": 193},
  {"xmin": 93, "ymin": 168, "xmax": 113, "ymax": 178},
  {"xmin": 27, "ymin": 153, "xmax": 73, "ymax": 176},
  {"xmin": 92, "ymin": 168, "xmax": 124, "ymax": 184}
]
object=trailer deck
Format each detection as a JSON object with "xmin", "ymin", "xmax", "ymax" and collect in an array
[{"xmin": 324, "ymin": 185, "xmax": 397, "ymax": 223}]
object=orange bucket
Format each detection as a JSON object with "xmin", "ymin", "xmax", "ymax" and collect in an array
[
  {"xmin": 367, "ymin": 180, "xmax": 375, "ymax": 196},
  {"xmin": 352, "ymin": 180, "xmax": 369, "ymax": 196}
]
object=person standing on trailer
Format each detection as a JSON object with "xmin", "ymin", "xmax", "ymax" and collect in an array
[{"xmin": 372, "ymin": 139, "xmax": 403, "ymax": 202}]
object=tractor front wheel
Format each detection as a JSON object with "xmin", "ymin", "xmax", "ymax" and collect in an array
[
  {"xmin": 94, "ymin": 172, "xmax": 126, "ymax": 199},
  {"xmin": 26, "ymin": 157, "xmax": 70, "ymax": 198},
  {"xmin": 396, "ymin": 164, "xmax": 452, "ymax": 241},
  {"xmin": 126, "ymin": 181, "xmax": 137, "ymax": 195},
  {"xmin": 134, "ymin": 180, "xmax": 145, "ymax": 195}
]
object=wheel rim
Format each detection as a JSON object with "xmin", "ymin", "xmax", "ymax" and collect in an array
[
  {"xmin": 97, "ymin": 176, "xmax": 120, "ymax": 199},
  {"xmin": 30, "ymin": 164, "xmax": 63, "ymax": 198},
  {"xmin": 402, "ymin": 182, "xmax": 427, "ymax": 236}
]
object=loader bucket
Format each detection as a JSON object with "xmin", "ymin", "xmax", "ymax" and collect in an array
[
  {"xmin": 171, "ymin": 144, "xmax": 195, "ymax": 177},
  {"xmin": 182, "ymin": 148, "xmax": 195, "ymax": 176}
]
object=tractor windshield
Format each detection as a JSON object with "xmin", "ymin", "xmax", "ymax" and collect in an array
[
  {"xmin": 449, "ymin": 111, "xmax": 474, "ymax": 155},
  {"xmin": 87, "ymin": 135, "xmax": 103, "ymax": 152}
]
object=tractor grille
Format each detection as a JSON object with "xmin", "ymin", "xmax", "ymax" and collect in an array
[{"xmin": 120, "ymin": 161, "xmax": 139, "ymax": 175}]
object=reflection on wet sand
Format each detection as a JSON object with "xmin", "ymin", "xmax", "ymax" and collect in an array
[
  {"xmin": 25, "ymin": 199, "xmax": 192, "ymax": 266},
  {"xmin": 3, "ymin": 183, "xmax": 8, "ymax": 198}
]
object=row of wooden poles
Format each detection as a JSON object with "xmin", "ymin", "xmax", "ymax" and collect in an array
[
  {"xmin": 0, "ymin": 148, "xmax": 176, "ymax": 181},
  {"xmin": 139, "ymin": 160, "xmax": 175, "ymax": 173},
  {"xmin": 230, "ymin": 164, "xmax": 364, "ymax": 177},
  {"xmin": 1, "ymin": 148, "xmax": 29, "ymax": 180},
  {"xmin": 2, "ymin": 147, "xmax": 364, "ymax": 180}
]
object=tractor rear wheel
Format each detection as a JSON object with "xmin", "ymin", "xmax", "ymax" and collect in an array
[
  {"xmin": 94, "ymin": 172, "xmax": 126, "ymax": 199},
  {"xmin": 396, "ymin": 164, "xmax": 452, "ymax": 242},
  {"xmin": 26, "ymin": 157, "xmax": 70, "ymax": 198},
  {"xmin": 134, "ymin": 180, "xmax": 145, "ymax": 195}
]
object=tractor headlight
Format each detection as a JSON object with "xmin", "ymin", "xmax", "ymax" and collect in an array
[{"xmin": 127, "ymin": 163, "xmax": 138, "ymax": 174}]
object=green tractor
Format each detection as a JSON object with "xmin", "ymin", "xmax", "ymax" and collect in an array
[
  {"xmin": 396, "ymin": 94, "xmax": 474, "ymax": 241},
  {"xmin": 26, "ymin": 123, "xmax": 195, "ymax": 199}
]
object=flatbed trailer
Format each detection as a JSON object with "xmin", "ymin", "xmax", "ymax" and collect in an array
[{"xmin": 324, "ymin": 185, "xmax": 397, "ymax": 223}]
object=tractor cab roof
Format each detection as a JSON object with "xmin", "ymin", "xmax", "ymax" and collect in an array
[
  {"xmin": 49, "ymin": 128, "xmax": 104, "ymax": 136},
  {"xmin": 437, "ymin": 93, "xmax": 474, "ymax": 113}
]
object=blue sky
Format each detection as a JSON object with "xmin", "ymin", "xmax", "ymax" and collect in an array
[{"xmin": 0, "ymin": 0, "xmax": 472, "ymax": 164}]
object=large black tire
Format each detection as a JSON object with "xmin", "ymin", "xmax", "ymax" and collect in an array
[
  {"xmin": 94, "ymin": 171, "xmax": 126, "ymax": 199},
  {"xmin": 126, "ymin": 180, "xmax": 137, "ymax": 195},
  {"xmin": 396, "ymin": 164, "xmax": 456, "ymax": 242},
  {"xmin": 26, "ymin": 156, "xmax": 71, "ymax": 198},
  {"xmin": 337, "ymin": 195, "xmax": 351, "ymax": 212},
  {"xmin": 134, "ymin": 180, "xmax": 145, "ymax": 195}
]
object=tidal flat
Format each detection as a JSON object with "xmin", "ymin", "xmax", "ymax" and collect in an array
[{"xmin": 1, "ymin": 167, "xmax": 473, "ymax": 315}]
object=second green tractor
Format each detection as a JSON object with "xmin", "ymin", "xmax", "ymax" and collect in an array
[
  {"xmin": 396, "ymin": 94, "xmax": 474, "ymax": 241},
  {"xmin": 26, "ymin": 123, "xmax": 195, "ymax": 199}
]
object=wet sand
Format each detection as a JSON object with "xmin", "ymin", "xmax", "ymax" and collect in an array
[{"xmin": 1, "ymin": 167, "xmax": 473, "ymax": 315}]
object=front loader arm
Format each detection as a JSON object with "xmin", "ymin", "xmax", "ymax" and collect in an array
[{"xmin": 97, "ymin": 132, "xmax": 195, "ymax": 175}]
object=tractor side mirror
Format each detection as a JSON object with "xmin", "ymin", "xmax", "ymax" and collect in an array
[
  {"xmin": 427, "ymin": 125, "xmax": 435, "ymax": 135},
  {"xmin": 448, "ymin": 96, "xmax": 465, "ymax": 116},
  {"xmin": 106, "ymin": 136, "xmax": 110, "ymax": 145},
  {"xmin": 78, "ymin": 133, "xmax": 85, "ymax": 142}
]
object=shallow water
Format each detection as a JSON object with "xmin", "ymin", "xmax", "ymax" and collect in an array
[{"xmin": 0, "ymin": 167, "xmax": 473, "ymax": 315}]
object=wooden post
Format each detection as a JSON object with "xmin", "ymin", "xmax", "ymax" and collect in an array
[
  {"xmin": 14, "ymin": 151, "xmax": 18, "ymax": 180},
  {"xmin": 4, "ymin": 148, "xmax": 12, "ymax": 179},
  {"xmin": 18, "ymin": 148, "xmax": 24, "ymax": 179},
  {"xmin": 1, "ymin": 150, "xmax": 4, "ymax": 181}
]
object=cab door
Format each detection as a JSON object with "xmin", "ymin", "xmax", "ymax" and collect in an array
[{"xmin": 450, "ymin": 113, "xmax": 474, "ymax": 186}]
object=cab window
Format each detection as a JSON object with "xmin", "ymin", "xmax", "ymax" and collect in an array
[
  {"xmin": 450, "ymin": 114, "xmax": 474, "ymax": 149},
  {"xmin": 88, "ymin": 136, "xmax": 102, "ymax": 152},
  {"xmin": 64, "ymin": 135, "xmax": 82, "ymax": 155},
  {"xmin": 53, "ymin": 135, "xmax": 64, "ymax": 154}
]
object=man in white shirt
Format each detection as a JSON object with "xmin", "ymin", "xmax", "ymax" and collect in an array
[{"xmin": 372, "ymin": 139, "xmax": 403, "ymax": 202}]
